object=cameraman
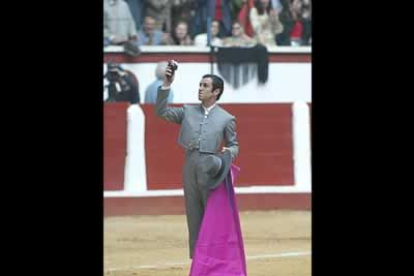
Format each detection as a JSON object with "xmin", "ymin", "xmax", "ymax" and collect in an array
[{"xmin": 104, "ymin": 63, "xmax": 140, "ymax": 104}]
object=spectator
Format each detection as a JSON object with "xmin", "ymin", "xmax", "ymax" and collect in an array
[
  {"xmin": 275, "ymin": 0, "xmax": 293, "ymax": 45},
  {"xmin": 276, "ymin": 0, "xmax": 310, "ymax": 46},
  {"xmin": 104, "ymin": 63, "xmax": 140, "ymax": 104},
  {"xmin": 191, "ymin": 0, "xmax": 232, "ymax": 38},
  {"xmin": 125, "ymin": 0, "xmax": 146, "ymax": 31},
  {"xmin": 144, "ymin": 61, "xmax": 174, "ymax": 104},
  {"xmin": 144, "ymin": 0, "xmax": 172, "ymax": 33},
  {"xmin": 230, "ymin": 0, "xmax": 245, "ymax": 22},
  {"xmin": 300, "ymin": 0, "xmax": 312, "ymax": 46},
  {"xmin": 249, "ymin": 0, "xmax": 283, "ymax": 46},
  {"xmin": 171, "ymin": 0, "xmax": 197, "ymax": 29},
  {"xmin": 289, "ymin": 0, "xmax": 303, "ymax": 46},
  {"xmin": 271, "ymin": 0, "xmax": 282, "ymax": 10},
  {"xmin": 137, "ymin": 16, "xmax": 165, "ymax": 45},
  {"xmin": 163, "ymin": 21, "xmax": 193, "ymax": 45},
  {"xmin": 194, "ymin": 20, "xmax": 223, "ymax": 47},
  {"xmin": 104, "ymin": 0, "xmax": 138, "ymax": 46},
  {"xmin": 222, "ymin": 21, "xmax": 256, "ymax": 47},
  {"xmin": 237, "ymin": 0, "xmax": 255, "ymax": 37}
]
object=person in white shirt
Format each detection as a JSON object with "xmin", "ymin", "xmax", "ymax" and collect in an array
[{"xmin": 194, "ymin": 20, "xmax": 223, "ymax": 47}]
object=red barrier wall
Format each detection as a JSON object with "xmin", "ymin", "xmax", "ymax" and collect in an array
[
  {"xmin": 104, "ymin": 103, "xmax": 128, "ymax": 190},
  {"xmin": 141, "ymin": 104, "xmax": 294, "ymax": 189},
  {"xmin": 142, "ymin": 105, "xmax": 185, "ymax": 190},
  {"xmin": 223, "ymin": 104, "xmax": 294, "ymax": 186},
  {"xmin": 104, "ymin": 103, "xmax": 294, "ymax": 191}
]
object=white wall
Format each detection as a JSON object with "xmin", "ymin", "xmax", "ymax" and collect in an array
[{"xmin": 103, "ymin": 62, "xmax": 311, "ymax": 103}]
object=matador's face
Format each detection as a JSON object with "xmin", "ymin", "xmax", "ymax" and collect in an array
[{"xmin": 198, "ymin": 78, "xmax": 219, "ymax": 102}]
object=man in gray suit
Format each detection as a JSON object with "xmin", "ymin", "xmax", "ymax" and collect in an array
[{"xmin": 155, "ymin": 62, "xmax": 240, "ymax": 259}]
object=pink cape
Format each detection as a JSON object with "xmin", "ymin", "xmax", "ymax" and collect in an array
[{"xmin": 189, "ymin": 164, "xmax": 247, "ymax": 276}]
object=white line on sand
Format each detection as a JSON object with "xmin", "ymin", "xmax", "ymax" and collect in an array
[{"xmin": 105, "ymin": 251, "xmax": 311, "ymax": 272}]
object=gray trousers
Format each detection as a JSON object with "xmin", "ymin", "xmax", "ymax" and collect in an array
[{"xmin": 182, "ymin": 149, "xmax": 211, "ymax": 259}]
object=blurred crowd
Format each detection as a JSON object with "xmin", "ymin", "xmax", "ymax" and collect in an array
[{"xmin": 104, "ymin": 0, "xmax": 312, "ymax": 50}]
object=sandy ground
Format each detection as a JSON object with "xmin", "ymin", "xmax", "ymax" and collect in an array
[{"xmin": 104, "ymin": 210, "xmax": 311, "ymax": 276}]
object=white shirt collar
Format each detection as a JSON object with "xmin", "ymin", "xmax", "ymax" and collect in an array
[{"xmin": 202, "ymin": 103, "xmax": 216, "ymax": 115}]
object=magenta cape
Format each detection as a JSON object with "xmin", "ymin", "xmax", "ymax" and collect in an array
[{"xmin": 189, "ymin": 164, "xmax": 247, "ymax": 276}]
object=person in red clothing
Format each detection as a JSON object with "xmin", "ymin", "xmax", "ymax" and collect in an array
[
  {"xmin": 289, "ymin": 0, "xmax": 303, "ymax": 45},
  {"xmin": 289, "ymin": 17, "xmax": 303, "ymax": 46},
  {"xmin": 191, "ymin": 0, "xmax": 232, "ymax": 38},
  {"xmin": 276, "ymin": 0, "xmax": 307, "ymax": 46}
]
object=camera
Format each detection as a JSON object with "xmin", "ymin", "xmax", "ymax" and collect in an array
[
  {"xmin": 167, "ymin": 60, "xmax": 178, "ymax": 81},
  {"xmin": 107, "ymin": 71, "xmax": 120, "ymax": 82},
  {"xmin": 106, "ymin": 63, "xmax": 124, "ymax": 83},
  {"xmin": 168, "ymin": 60, "xmax": 178, "ymax": 72}
]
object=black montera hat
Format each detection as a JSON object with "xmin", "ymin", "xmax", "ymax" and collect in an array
[{"xmin": 199, "ymin": 150, "xmax": 232, "ymax": 190}]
